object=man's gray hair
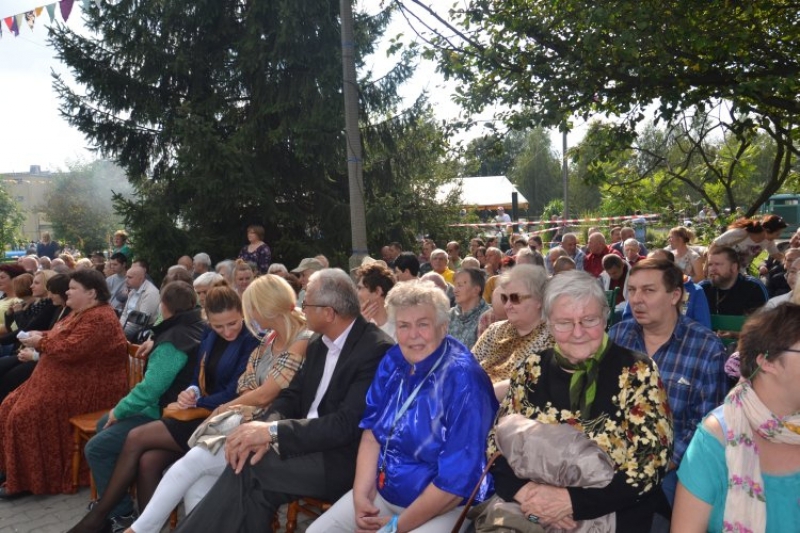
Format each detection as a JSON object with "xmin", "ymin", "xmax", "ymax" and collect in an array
[
  {"xmin": 516, "ymin": 247, "xmax": 544, "ymax": 267},
  {"xmin": 309, "ymin": 268, "xmax": 360, "ymax": 318},
  {"xmin": 430, "ymin": 248, "xmax": 448, "ymax": 260},
  {"xmin": 543, "ymin": 270, "xmax": 609, "ymax": 321},
  {"xmin": 193, "ymin": 253, "xmax": 212, "ymax": 267},
  {"xmin": 386, "ymin": 280, "xmax": 450, "ymax": 328}
]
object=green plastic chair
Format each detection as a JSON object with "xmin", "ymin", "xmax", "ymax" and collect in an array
[{"xmin": 710, "ymin": 314, "xmax": 747, "ymax": 346}]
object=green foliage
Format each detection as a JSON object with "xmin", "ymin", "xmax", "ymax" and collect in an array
[
  {"xmin": 41, "ymin": 160, "xmax": 128, "ymax": 255},
  {"xmin": 401, "ymin": 0, "xmax": 800, "ymax": 216},
  {"xmin": 50, "ymin": 1, "xmax": 447, "ymax": 275},
  {"xmin": 461, "ymin": 131, "xmax": 527, "ymax": 177},
  {"xmin": 0, "ymin": 184, "xmax": 25, "ymax": 250},
  {"xmin": 507, "ymin": 127, "xmax": 562, "ymax": 217}
]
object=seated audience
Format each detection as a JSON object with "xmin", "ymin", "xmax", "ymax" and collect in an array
[
  {"xmin": 448, "ymin": 268, "xmax": 489, "ymax": 349},
  {"xmin": 477, "ymin": 283, "xmax": 507, "ymax": 339},
  {"xmin": 192, "ymin": 272, "xmax": 225, "ymax": 310},
  {"xmin": 0, "ymin": 273, "xmax": 70, "ymax": 403},
  {"xmin": 700, "ymin": 246, "xmax": 768, "ymax": 316},
  {"xmin": 488, "ymin": 270, "xmax": 672, "ymax": 531},
  {"xmin": 553, "ymin": 255, "xmax": 576, "ymax": 275},
  {"xmin": 307, "ymin": 280, "xmax": 498, "ymax": 533},
  {"xmin": 667, "ymin": 226, "xmax": 705, "ymax": 282},
  {"xmin": 0, "ymin": 269, "xmax": 128, "ymax": 497},
  {"xmin": 168, "ymin": 269, "xmax": 393, "ymax": 532},
  {"xmin": 127, "ymin": 275, "xmax": 311, "ymax": 533},
  {"xmin": 76, "ymin": 282, "xmax": 205, "ymax": 529},
  {"xmin": 472, "ymin": 265, "xmax": 553, "ymax": 383},
  {"xmin": 622, "ymin": 238, "xmax": 646, "ymax": 265},
  {"xmin": 120, "ymin": 265, "xmax": 161, "ymax": 342},
  {"xmin": 68, "ymin": 285, "xmax": 256, "ymax": 533},
  {"xmin": 394, "ymin": 252, "xmax": 420, "ymax": 282},
  {"xmin": 0, "ymin": 264, "xmax": 26, "ymax": 335},
  {"xmin": 356, "ymin": 262, "xmax": 396, "ymax": 339},
  {"xmin": 673, "ymin": 304, "xmax": 800, "ymax": 532}
]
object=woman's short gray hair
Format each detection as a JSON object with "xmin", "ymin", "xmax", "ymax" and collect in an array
[
  {"xmin": 268, "ymin": 263, "xmax": 289, "ymax": 275},
  {"xmin": 498, "ymin": 264, "xmax": 547, "ymax": 303},
  {"xmin": 543, "ymin": 270, "xmax": 609, "ymax": 320},
  {"xmin": 386, "ymin": 280, "xmax": 450, "ymax": 328},
  {"xmin": 193, "ymin": 272, "xmax": 224, "ymax": 288}
]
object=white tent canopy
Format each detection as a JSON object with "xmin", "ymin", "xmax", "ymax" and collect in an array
[{"xmin": 437, "ymin": 175, "xmax": 528, "ymax": 210}]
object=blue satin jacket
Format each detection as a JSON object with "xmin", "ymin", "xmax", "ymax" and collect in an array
[{"xmin": 360, "ymin": 335, "xmax": 498, "ymax": 508}]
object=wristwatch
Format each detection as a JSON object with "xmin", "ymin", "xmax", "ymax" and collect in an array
[{"xmin": 268, "ymin": 421, "xmax": 279, "ymax": 453}]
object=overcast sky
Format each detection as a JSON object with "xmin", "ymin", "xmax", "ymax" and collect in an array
[{"xmin": 0, "ymin": 1, "xmax": 573, "ymax": 175}]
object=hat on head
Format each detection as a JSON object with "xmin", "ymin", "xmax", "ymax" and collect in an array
[
  {"xmin": 350, "ymin": 256, "xmax": 388, "ymax": 275},
  {"xmin": 291, "ymin": 258, "xmax": 324, "ymax": 273}
]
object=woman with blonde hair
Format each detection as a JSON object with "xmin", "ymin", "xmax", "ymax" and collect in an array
[
  {"xmin": 667, "ymin": 226, "xmax": 705, "ymax": 281},
  {"xmin": 232, "ymin": 259, "xmax": 256, "ymax": 295},
  {"xmin": 124, "ymin": 275, "xmax": 312, "ymax": 533}
]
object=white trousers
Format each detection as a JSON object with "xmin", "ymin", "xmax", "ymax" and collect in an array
[
  {"xmin": 130, "ymin": 447, "xmax": 226, "ymax": 533},
  {"xmin": 306, "ymin": 489, "xmax": 470, "ymax": 533}
]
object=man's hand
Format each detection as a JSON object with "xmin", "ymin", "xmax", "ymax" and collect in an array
[{"xmin": 224, "ymin": 421, "xmax": 272, "ymax": 474}]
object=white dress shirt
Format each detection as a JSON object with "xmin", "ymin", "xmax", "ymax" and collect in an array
[{"xmin": 306, "ymin": 319, "xmax": 356, "ymax": 419}]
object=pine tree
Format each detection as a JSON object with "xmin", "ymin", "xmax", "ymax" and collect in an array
[{"xmin": 50, "ymin": 1, "xmax": 451, "ymax": 273}]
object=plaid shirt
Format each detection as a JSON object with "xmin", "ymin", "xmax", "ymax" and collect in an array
[{"xmin": 609, "ymin": 315, "xmax": 727, "ymax": 464}]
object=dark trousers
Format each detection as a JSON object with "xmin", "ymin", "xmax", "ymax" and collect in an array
[
  {"xmin": 0, "ymin": 358, "xmax": 35, "ymax": 403},
  {"xmin": 174, "ymin": 450, "xmax": 327, "ymax": 533}
]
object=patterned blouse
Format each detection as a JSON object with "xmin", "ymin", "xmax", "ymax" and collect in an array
[
  {"xmin": 488, "ymin": 343, "xmax": 673, "ymax": 505},
  {"xmin": 236, "ymin": 329, "xmax": 312, "ymax": 394},
  {"xmin": 238, "ymin": 242, "xmax": 272, "ymax": 274},
  {"xmin": 472, "ymin": 320, "xmax": 554, "ymax": 382}
]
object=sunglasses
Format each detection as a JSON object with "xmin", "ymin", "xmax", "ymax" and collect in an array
[{"xmin": 500, "ymin": 293, "xmax": 533, "ymax": 305}]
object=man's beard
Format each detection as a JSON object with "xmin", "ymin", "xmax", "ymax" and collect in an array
[{"xmin": 711, "ymin": 273, "xmax": 734, "ymax": 288}]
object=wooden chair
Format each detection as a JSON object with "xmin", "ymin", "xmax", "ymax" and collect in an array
[
  {"xmin": 284, "ymin": 497, "xmax": 332, "ymax": 533},
  {"xmin": 69, "ymin": 342, "xmax": 143, "ymax": 497},
  {"xmin": 710, "ymin": 314, "xmax": 747, "ymax": 346}
]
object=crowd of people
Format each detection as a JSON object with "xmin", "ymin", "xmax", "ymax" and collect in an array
[{"xmin": 0, "ymin": 214, "xmax": 796, "ymax": 533}]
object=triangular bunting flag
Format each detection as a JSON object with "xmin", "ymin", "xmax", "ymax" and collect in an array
[
  {"xmin": 35, "ymin": 7, "xmax": 44, "ymax": 17},
  {"xmin": 10, "ymin": 16, "xmax": 19, "ymax": 36},
  {"xmin": 15, "ymin": 14, "xmax": 24, "ymax": 33},
  {"xmin": 60, "ymin": 0, "xmax": 74, "ymax": 22},
  {"xmin": 94, "ymin": 0, "xmax": 102, "ymax": 7},
  {"xmin": 25, "ymin": 11, "xmax": 35, "ymax": 31},
  {"xmin": 45, "ymin": 3, "xmax": 56, "ymax": 22},
  {"xmin": 4, "ymin": 18, "xmax": 13, "ymax": 32}
]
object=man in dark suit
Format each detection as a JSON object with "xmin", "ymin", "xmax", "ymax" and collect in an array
[{"xmin": 173, "ymin": 269, "xmax": 394, "ymax": 533}]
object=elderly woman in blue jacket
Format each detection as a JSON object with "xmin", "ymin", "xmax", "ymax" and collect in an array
[{"xmin": 308, "ymin": 280, "xmax": 498, "ymax": 533}]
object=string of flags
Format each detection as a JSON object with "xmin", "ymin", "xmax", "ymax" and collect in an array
[{"xmin": 1, "ymin": 0, "xmax": 112, "ymax": 39}]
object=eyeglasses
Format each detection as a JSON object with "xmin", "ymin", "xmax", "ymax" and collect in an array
[
  {"xmin": 500, "ymin": 293, "xmax": 533, "ymax": 305},
  {"xmin": 301, "ymin": 302, "xmax": 329, "ymax": 311},
  {"xmin": 550, "ymin": 316, "xmax": 604, "ymax": 332}
]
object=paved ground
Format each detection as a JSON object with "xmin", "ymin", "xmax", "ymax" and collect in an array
[{"xmin": 0, "ymin": 488, "xmax": 313, "ymax": 533}]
